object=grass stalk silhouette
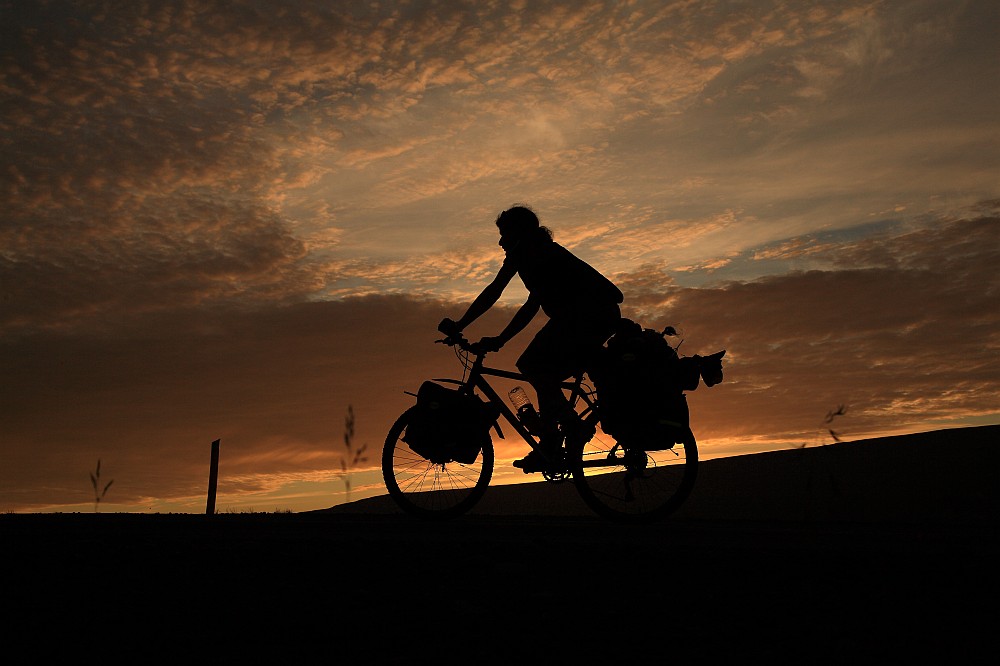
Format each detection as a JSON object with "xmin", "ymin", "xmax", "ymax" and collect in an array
[
  {"xmin": 792, "ymin": 404, "xmax": 850, "ymax": 449},
  {"xmin": 824, "ymin": 404, "xmax": 848, "ymax": 443},
  {"xmin": 90, "ymin": 459, "xmax": 113, "ymax": 513},
  {"xmin": 337, "ymin": 405, "xmax": 368, "ymax": 503}
]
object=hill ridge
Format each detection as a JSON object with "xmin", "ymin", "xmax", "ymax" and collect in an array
[{"xmin": 320, "ymin": 424, "xmax": 1000, "ymax": 524}]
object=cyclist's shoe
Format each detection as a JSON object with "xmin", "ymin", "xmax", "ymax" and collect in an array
[{"xmin": 513, "ymin": 448, "xmax": 564, "ymax": 473}]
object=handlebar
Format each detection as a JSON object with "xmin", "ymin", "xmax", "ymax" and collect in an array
[
  {"xmin": 436, "ymin": 334, "xmax": 491, "ymax": 356},
  {"xmin": 437, "ymin": 334, "xmax": 462, "ymax": 346}
]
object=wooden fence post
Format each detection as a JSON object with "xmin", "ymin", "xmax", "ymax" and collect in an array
[{"xmin": 206, "ymin": 438, "xmax": 220, "ymax": 515}]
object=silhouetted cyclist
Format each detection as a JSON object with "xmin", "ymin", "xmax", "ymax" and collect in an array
[{"xmin": 439, "ymin": 205, "xmax": 623, "ymax": 472}]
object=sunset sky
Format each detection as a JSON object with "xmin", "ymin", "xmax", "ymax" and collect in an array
[{"xmin": 2, "ymin": 0, "xmax": 998, "ymax": 513}]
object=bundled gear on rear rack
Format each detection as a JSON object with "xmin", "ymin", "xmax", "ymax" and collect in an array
[
  {"xmin": 591, "ymin": 318, "xmax": 725, "ymax": 449},
  {"xmin": 403, "ymin": 381, "xmax": 500, "ymax": 463}
]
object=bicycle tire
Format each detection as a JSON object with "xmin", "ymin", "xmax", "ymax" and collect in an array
[
  {"xmin": 570, "ymin": 426, "xmax": 698, "ymax": 524},
  {"xmin": 382, "ymin": 406, "xmax": 494, "ymax": 519}
]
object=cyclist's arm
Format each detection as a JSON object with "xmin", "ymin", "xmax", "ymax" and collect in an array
[
  {"xmin": 493, "ymin": 294, "xmax": 540, "ymax": 346},
  {"xmin": 453, "ymin": 261, "xmax": 517, "ymax": 330}
]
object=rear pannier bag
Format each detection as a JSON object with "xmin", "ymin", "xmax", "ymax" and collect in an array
[
  {"xmin": 592, "ymin": 318, "xmax": 724, "ymax": 447},
  {"xmin": 403, "ymin": 381, "xmax": 498, "ymax": 463}
]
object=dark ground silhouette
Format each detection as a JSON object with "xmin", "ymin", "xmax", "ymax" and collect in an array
[{"xmin": 5, "ymin": 426, "xmax": 998, "ymax": 662}]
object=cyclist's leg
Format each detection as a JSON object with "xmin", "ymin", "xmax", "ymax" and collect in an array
[
  {"xmin": 515, "ymin": 309, "xmax": 617, "ymax": 460},
  {"xmin": 518, "ymin": 306, "xmax": 619, "ymax": 421},
  {"xmin": 513, "ymin": 324, "xmax": 569, "ymax": 468},
  {"xmin": 517, "ymin": 323, "xmax": 569, "ymax": 413}
]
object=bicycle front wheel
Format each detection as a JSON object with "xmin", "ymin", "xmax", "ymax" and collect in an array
[
  {"xmin": 381, "ymin": 406, "xmax": 494, "ymax": 519},
  {"xmin": 571, "ymin": 427, "xmax": 698, "ymax": 524}
]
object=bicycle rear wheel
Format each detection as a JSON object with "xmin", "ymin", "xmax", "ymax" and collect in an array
[
  {"xmin": 382, "ymin": 406, "xmax": 494, "ymax": 519},
  {"xmin": 570, "ymin": 427, "xmax": 697, "ymax": 523}
]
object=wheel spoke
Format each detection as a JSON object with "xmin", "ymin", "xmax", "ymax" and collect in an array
[{"xmin": 382, "ymin": 407, "xmax": 494, "ymax": 518}]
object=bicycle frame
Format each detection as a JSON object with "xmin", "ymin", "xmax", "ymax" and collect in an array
[{"xmin": 430, "ymin": 350, "xmax": 598, "ymax": 457}]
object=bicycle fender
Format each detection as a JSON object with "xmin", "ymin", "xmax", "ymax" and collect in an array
[{"xmin": 431, "ymin": 377, "xmax": 464, "ymax": 386}]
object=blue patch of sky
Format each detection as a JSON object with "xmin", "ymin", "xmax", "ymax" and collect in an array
[{"xmin": 672, "ymin": 217, "xmax": 910, "ymax": 288}]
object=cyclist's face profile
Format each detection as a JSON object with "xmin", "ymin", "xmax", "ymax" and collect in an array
[
  {"xmin": 499, "ymin": 232, "xmax": 517, "ymax": 252},
  {"xmin": 498, "ymin": 226, "xmax": 521, "ymax": 252}
]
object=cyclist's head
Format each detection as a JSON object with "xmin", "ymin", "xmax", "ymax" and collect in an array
[
  {"xmin": 496, "ymin": 204, "xmax": 552, "ymax": 250},
  {"xmin": 496, "ymin": 205, "xmax": 539, "ymax": 236}
]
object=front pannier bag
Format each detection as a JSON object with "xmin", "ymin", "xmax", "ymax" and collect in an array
[{"xmin": 403, "ymin": 381, "xmax": 498, "ymax": 463}]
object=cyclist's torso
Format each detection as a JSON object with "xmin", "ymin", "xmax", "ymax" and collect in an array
[{"xmin": 503, "ymin": 238, "xmax": 623, "ymax": 321}]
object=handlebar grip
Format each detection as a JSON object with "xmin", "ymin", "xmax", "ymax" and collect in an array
[{"xmin": 436, "ymin": 335, "xmax": 468, "ymax": 348}]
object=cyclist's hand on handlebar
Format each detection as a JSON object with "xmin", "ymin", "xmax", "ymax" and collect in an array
[
  {"xmin": 438, "ymin": 317, "xmax": 462, "ymax": 337},
  {"xmin": 471, "ymin": 336, "xmax": 504, "ymax": 354}
]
